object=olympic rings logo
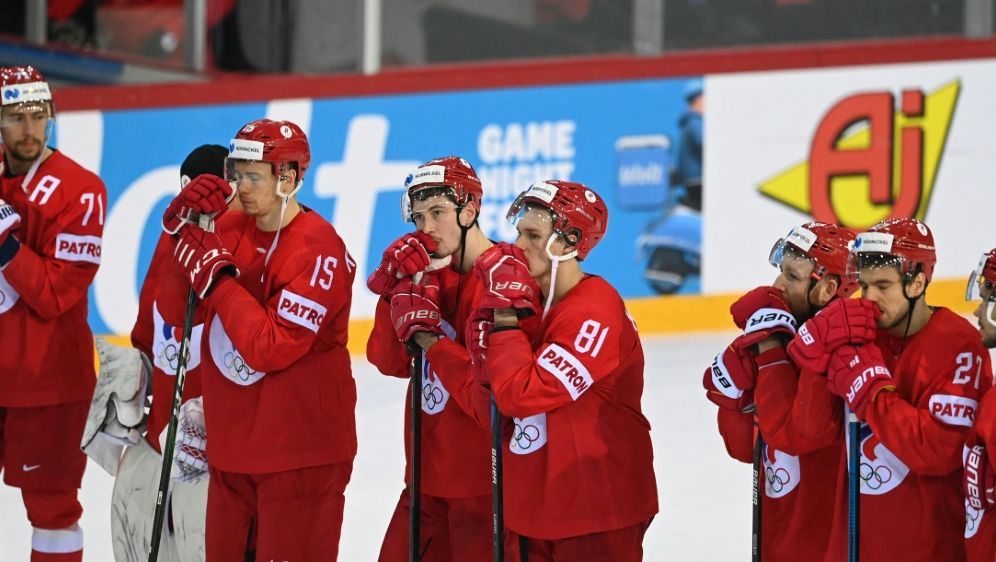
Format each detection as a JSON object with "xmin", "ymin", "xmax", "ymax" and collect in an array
[
  {"xmin": 157, "ymin": 342, "xmax": 187, "ymax": 370},
  {"xmin": 512, "ymin": 422, "xmax": 541, "ymax": 451},
  {"xmin": 858, "ymin": 462, "xmax": 894, "ymax": 491},
  {"xmin": 421, "ymin": 381, "xmax": 445, "ymax": 410},
  {"xmin": 966, "ymin": 507, "xmax": 981, "ymax": 533},
  {"xmin": 224, "ymin": 351, "xmax": 257, "ymax": 382},
  {"xmin": 764, "ymin": 466, "xmax": 792, "ymax": 494}
]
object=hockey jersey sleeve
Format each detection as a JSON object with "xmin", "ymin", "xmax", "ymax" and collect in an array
[
  {"xmin": 130, "ymin": 235, "xmax": 171, "ymax": 358},
  {"xmin": 3, "ymin": 177, "xmax": 106, "ymax": 320},
  {"xmin": 755, "ymin": 346, "xmax": 842, "ymax": 455},
  {"xmin": 426, "ymin": 338, "xmax": 494, "ymax": 428},
  {"xmin": 488, "ymin": 301, "xmax": 632, "ymax": 419},
  {"xmin": 365, "ymin": 296, "xmax": 411, "ymax": 379},
  {"xmin": 208, "ymin": 242, "xmax": 350, "ymax": 373},
  {"xmin": 867, "ymin": 338, "xmax": 991, "ymax": 476}
]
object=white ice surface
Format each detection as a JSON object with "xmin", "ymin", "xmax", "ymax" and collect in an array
[{"xmin": 0, "ymin": 332, "xmax": 751, "ymax": 561}]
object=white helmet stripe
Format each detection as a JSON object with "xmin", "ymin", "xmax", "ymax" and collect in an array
[
  {"xmin": 1, "ymin": 81, "xmax": 51, "ymax": 106},
  {"xmin": 852, "ymin": 232, "xmax": 895, "ymax": 254},
  {"xmin": 228, "ymin": 138, "xmax": 265, "ymax": 161},
  {"xmin": 405, "ymin": 165, "xmax": 446, "ymax": 188}
]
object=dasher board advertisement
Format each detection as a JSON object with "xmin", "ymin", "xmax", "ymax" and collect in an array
[{"xmin": 703, "ymin": 58, "xmax": 995, "ymax": 294}]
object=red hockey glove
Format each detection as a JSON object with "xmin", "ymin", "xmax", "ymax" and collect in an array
[
  {"xmin": 788, "ymin": 298, "xmax": 880, "ymax": 373},
  {"xmin": 162, "ymin": 174, "xmax": 235, "ymax": 234},
  {"xmin": 0, "ymin": 199, "xmax": 21, "ymax": 266},
  {"xmin": 964, "ymin": 438, "xmax": 996, "ymax": 512},
  {"xmin": 367, "ymin": 231, "xmax": 438, "ymax": 296},
  {"xmin": 826, "ymin": 344, "xmax": 895, "ymax": 420},
  {"xmin": 389, "ymin": 277, "xmax": 444, "ymax": 347},
  {"xmin": 465, "ymin": 308, "xmax": 494, "ymax": 387},
  {"xmin": 704, "ymin": 341, "xmax": 758, "ymax": 412},
  {"xmin": 174, "ymin": 227, "xmax": 239, "ymax": 299},
  {"xmin": 729, "ymin": 286, "xmax": 797, "ymax": 350},
  {"xmin": 474, "ymin": 243, "xmax": 541, "ymax": 317}
]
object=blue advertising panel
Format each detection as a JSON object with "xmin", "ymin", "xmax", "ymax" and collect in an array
[{"xmin": 57, "ymin": 76, "xmax": 703, "ymax": 334}]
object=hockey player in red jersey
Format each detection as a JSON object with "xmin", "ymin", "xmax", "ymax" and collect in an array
[
  {"xmin": 79, "ymin": 144, "xmax": 233, "ymax": 562},
  {"xmin": 0, "ymin": 65, "xmax": 106, "ymax": 562},
  {"xmin": 472, "ymin": 180, "xmax": 658, "ymax": 561},
  {"xmin": 702, "ymin": 222, "xmax": 862, "ymax": 562},
  {"xmin": 366, "ymin": 156, "xmax": 499, "ymax": 561},
  {"xmin": 787, "ymin": 218, "xmax": 990, "ymax": 561},
  {"xmin": 167, "ymin": 119, "xmax": 357, "ymax": 561},
  {"xmin": 963, "ymin": 249, "xmax": 996, "ymax": 562}
]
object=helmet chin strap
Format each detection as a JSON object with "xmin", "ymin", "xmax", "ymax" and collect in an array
[
  {"xmin": 542, "ymin": 234, "xmax": 577, "ymax": 319},
  {"xmin": 986, "ymin": 300, "xmax": 996, "ymax": 327},
  {"xmin": 261, "ymin": 177, "xmax": 300, "ymax": 279}
]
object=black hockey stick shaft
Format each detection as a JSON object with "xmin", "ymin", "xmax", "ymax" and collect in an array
[
  {"xmin": 148, "ymin": 289, "xmax": 197, "ymax": 561},
  {"xmin": 409, "ymin": 350, "xmax": 423, "ymax": 562},
  {"xmin": 848, "ymin": 410, "xmax": 860, "ymax": 562},
  {"xmin": 752, "ymin": 428, "xmax": 763, "ymax": 562},
  {"xmin": 491, "ymin": 396, "xmax": 505, "ymax": 561}
]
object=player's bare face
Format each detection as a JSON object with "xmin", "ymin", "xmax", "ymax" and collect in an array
[
  {"xmin": 773, "ymin": 255, "xmax": 816, "ymax": 321},
  {"xmin": 231, "ymin": 161, "xmax": 281, "ymax": 218},
  {"xmin": 972, "ymin": 284, "xmax": 996, "ymax": 348},
  {"xmin": 857, "ymin": 267, "xmax": 909, "ymax": 330},
  {"xmin": 0, "ymin": 104, "xmax": 49, "ymax": 163},
  {"xmin": 513, "ymin": 208, "xmax": 564, "ymax": 283},
  {"xmin": 411, "ymin": 195, "xmax": 462, "ymax": 259}
]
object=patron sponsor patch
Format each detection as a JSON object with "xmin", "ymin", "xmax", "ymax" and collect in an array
[
  {"xmin": 55, "ymin": 233, "xmax": 101, "ymax": 264},
  {"xmin": 277, "ymin": 289, "xmax": 327, "ymax": 333},
  {"xmin": 929, "ymin": 394, "xmax": 977, "ymax": 427},
  {"xmin": 536, "ymin": 343, "xmax": 593, "ymax": 400}
]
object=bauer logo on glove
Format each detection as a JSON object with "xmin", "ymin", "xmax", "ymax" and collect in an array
[
  {"xmin": 394, "ymin": 309, "xmax": 440, "ymax": 332},
  {"xmin": 845, "ymin": 363, "xmax": 890, "ymax": 404},
  {"xmin": 745, "ymin": 308, "xmax": 796, "ymax": 335},
  {"xmin": 798, "ymin": 324, "xmax": 815, "ymax": 345}
]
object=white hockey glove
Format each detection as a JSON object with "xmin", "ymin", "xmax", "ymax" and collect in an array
[
  {"xmin": 160, "ymin": 396, "xmax": 209, "ymax": 484},
  {"xmin": 81, "ymin": 338, "xmax": 151, "ymax": 476}
]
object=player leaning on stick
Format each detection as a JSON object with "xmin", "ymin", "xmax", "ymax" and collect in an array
[
  {"xmin": 786, "ymin": 218, "xmax": 989, "ymax": 561},
  {"xmin": 962, "ymin": 249, "xmax": 996, "ymax": 562},
  {"xmin": 0, "ymin": 65, "xmax": 107, "ymax": 562},
  {"xmin": 80, "ymin": 145, "xmax": 234, "ymax": 562},
  {"xmin": 366, "ymin": 156, "xmax": 502, "ymax": 561},
  {"xmin": 470, "ymin": 180, "xmax": 658, "ymax": 561},
  {"xmin": 165, "ymin": 119, "xmax": 358, "ymax": 561},
  {"xmin": 702, "ymin": 222, "xmax": 864, "ymax": 561}
]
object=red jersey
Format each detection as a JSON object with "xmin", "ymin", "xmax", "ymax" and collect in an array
[
  {"xmin": 714, "ymin": 347, "xmax": 844, "ymax": 562},
  {"xmin": 130, "ymin": 233, "xmax": 206, "ymax": 453},
  {"xmin": 821, "ymin": 308, "xmax": 990, "ymax": 562},
  {"xmin": 0, "ymin": 150, "xmax": 105, "ymax": 407},
  {"xmin": 366, "ymin": 265, "xmax": 494, "ymax": 498},
  {"xmin": 966, "ymin": 387, "xmax": 996, "ymax": 562},
  {"xmin": 197, "ymin": 209, "xmax": 357, "ymax": 473},
  {"xmin": 487, "ymin": 275, "xmax": 658, "ymax": 540}
]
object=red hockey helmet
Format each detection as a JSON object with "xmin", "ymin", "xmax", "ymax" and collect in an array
[
  {"xmin": 967, "ymin": 248, "xmax": 996, "ymax": 301},
  {"xmin": 506, "ymin": 180, "xmax": 608, "ymax": 260},
  {"xmin": 847, "ymin": 218, "xmax": 936, "ymax": 284},
  {"xmin": 769, "ymin": 222, "xmax": 858, "ymax": 298},
  {"xmin": 402, "ymin": 156, "xmax": 483, "ymax": 222},
  {"xmin": 0, "ymin": 66, "xmax": 53, "ymax": 116},
  {"xmin": 226, "ymin": 119, "xmax": 311, "ymax": 196}
]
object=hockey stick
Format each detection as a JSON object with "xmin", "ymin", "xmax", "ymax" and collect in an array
[
  {"xmin": 148, "ymin": 288, "xmax": 197, "ymax": 561},
  {"xmin": 847, "ymin": 408, "xmax": 860, "ymax": 562},
  {"xmin": 491, "ymin": 396, "xmax": 505, "ymax": 562},
  {"xmin": 409, "ymin": 348, "xmax": 424, "ymax": 562},
  {"xmin": 752, "ymin": 427, "xmax": 763, "ymax": 562}
]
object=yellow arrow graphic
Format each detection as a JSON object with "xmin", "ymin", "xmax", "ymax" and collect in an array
[{"xmin": 758, "ymin": 80, "xmax": 960, "ymax": 229}]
